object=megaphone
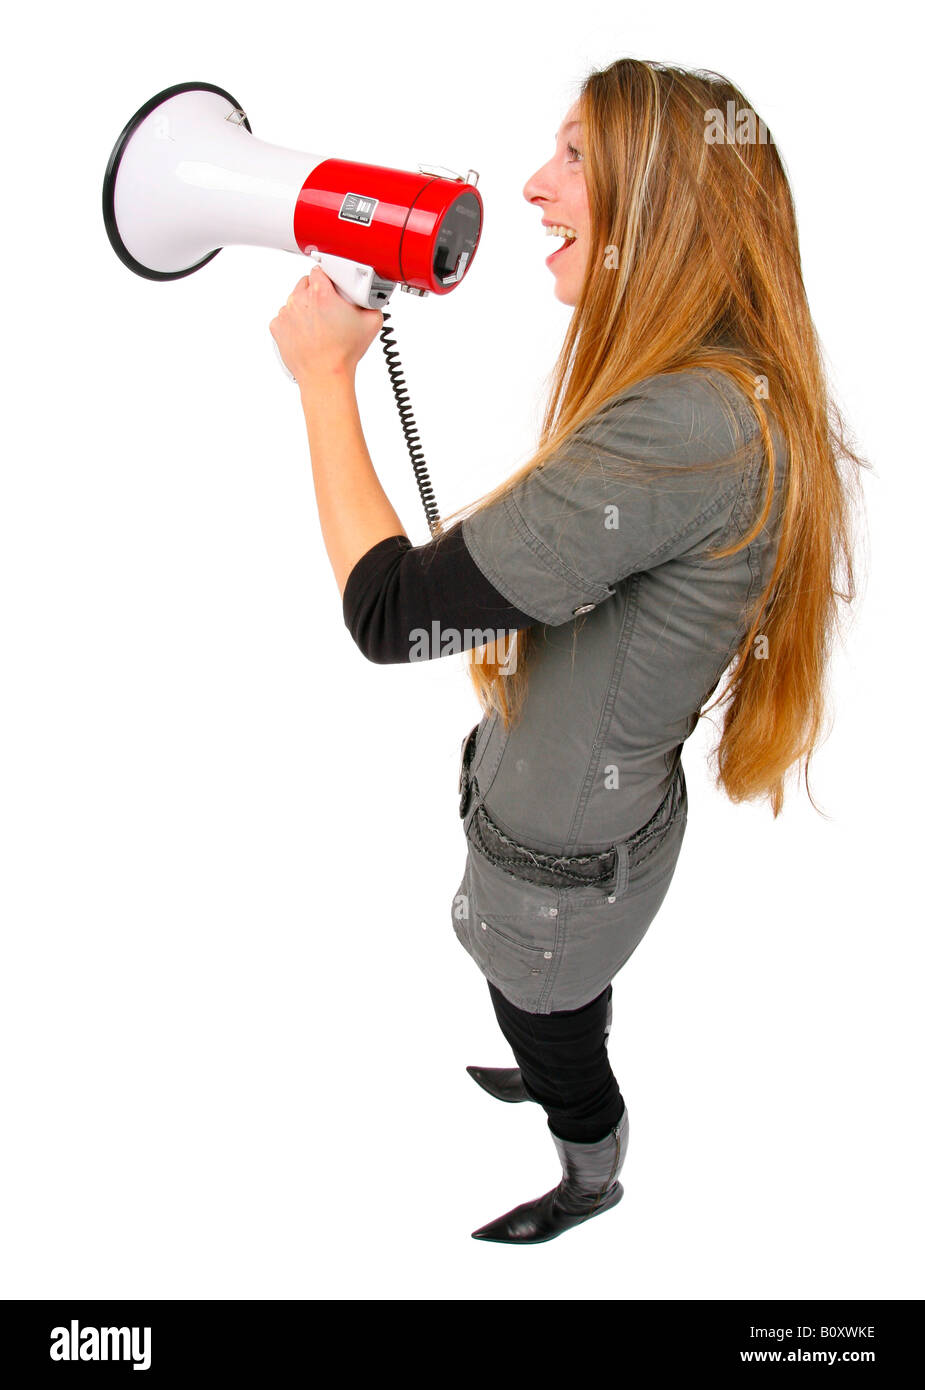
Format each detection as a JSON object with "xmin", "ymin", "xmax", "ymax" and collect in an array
[{"xmin": 102, "ymin": 81, "xmax": 485, "ymax": 535}]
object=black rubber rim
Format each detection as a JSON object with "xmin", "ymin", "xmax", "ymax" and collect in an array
[{"xmin": 102, "ymin": 81, "xmax": 253, "ymax": 282}]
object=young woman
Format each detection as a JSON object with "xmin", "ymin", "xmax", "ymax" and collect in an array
[{"xmin": 269, "ymin": 58, "xmax": 864, "ymax": 1245}]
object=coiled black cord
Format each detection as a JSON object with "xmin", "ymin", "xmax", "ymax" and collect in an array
[{"xmin": 379, "ymin": 310, "xmax": 441, "ymax": 538}]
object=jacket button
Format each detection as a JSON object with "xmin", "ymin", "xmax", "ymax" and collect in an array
[
  {"xmin": 543, "ymin": 951, "xmax": 553, "ymax": 960},
  {"xmin": 480, "ymin": 921, "xmax": 487, "ymax": 930},
  {"xmin": 573, "ymin": 602, "xmax": 596, "ymax": 615}
]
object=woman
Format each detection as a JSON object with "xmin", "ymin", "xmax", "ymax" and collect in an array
[{"xmin": 269, "ymin": 58, "xmax": 864, "ymax": 1245}]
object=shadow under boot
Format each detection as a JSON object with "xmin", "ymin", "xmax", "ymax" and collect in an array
[{"xmin": 471, "ymin": 1107, "xmax": 629, "ymax": 1245}]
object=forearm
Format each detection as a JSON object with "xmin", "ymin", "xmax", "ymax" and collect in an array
[{"xmin": 299, "ymin": 368, "xmax": 408, "ymax": 597}]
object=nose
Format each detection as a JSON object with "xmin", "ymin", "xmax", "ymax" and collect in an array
[{"xmin": 522, "ymin": 157, "xmax": 555, "ymax": 207}]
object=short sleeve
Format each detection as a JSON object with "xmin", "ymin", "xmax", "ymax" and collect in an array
[{"xmin": 460, "ymin": 368, "xmax": 757, "ymax": 627}]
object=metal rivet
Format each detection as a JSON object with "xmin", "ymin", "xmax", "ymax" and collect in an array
[
  {"xmin": 573, "ymin": 602, "xmax": 596, "ymax": 615},
  {"xmin": 607, "ymin": 895, "xmax": 616, "ymax": 903},
  {"xmin": 549, "ymin": 907, "xmax": 558, "ymax": 917},
  {"xmin": 543, "ymin": 951, "xmax": 553, "ymax": 960},
  {"xmin": 480, "ymin": 921, "xmax": 487, "ymax": 930}
]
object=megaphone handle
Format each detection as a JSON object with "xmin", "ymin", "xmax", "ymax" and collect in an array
[{"xmin": 272, "ymin": 255, "xmax": 360, "ymax": 384}]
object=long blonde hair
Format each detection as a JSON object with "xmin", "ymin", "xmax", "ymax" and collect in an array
[{"xmin": 434, "ymin": 58, "xmax": 868, "ymax": 817}]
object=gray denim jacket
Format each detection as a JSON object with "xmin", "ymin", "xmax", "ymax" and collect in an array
[{"xmin": 450, "ymin": 366, "xmax": 788, "ymax": 1012}]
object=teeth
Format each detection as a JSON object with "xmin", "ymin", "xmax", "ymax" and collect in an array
[{"xmin": 545, "ymin": 224, "xmax": 577, "ymax": 240}]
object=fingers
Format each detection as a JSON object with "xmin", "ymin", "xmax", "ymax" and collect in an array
[
  {"xmin": 285, "ymin": 276, "xmax": 320, "ymax": 311},
  {"xmin": 270, "ymin": 267, "xmax": 327, "ymax": 332}
]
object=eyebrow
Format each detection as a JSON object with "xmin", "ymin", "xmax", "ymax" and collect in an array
[{"xmin": 554, "ymin": 121, "xmax": 583, "ymax": 140}]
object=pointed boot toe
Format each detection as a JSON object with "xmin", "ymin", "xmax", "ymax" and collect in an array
[
  {"xmin": 466, "ymin": 1065, "xmax": 531, "ymax": 1103},
  {"xmin": 471, "ymin": 1180, "xmax": 624, "ymax": 1244}
]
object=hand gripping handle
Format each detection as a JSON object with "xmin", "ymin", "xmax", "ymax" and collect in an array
[{"xmin": 272, "ymin": 251, "xmax": 396, "ymax": 383}]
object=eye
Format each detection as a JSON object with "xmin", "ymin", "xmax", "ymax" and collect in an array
[{"xmin": 566, "ymin": 142, "xmax": 584, "ymax": 163}]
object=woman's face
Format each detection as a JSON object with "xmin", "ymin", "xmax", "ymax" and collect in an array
[{"xmin": 522, "ymin": 100, "xmax": 590, "ymax": 306}]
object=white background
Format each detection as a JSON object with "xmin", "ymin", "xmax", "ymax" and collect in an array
[{"xmin": 1, "ymin": 0, "xmax": 920, "ymax": 1301}]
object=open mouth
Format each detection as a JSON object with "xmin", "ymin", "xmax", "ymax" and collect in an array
[{"xmin": 545, "ymin": 225, "xmax": 577, "ymax": 266}]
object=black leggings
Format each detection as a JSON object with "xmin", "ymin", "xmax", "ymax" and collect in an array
[{"xmin": 487, "ymin": 980, "xmax": 626, "ymax": 1144}]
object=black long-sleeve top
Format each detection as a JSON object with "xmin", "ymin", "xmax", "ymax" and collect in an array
[{"xmin": 342, "ymin": 523, "xmax": 538, "ymax": 664}]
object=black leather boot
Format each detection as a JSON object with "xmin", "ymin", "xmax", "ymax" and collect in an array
[
  {"xmin": 471, "ymin": 1108, "xmax": 629, "ymax": 1244},
  {"xmin": 466, "ymin": 1066, "xmax": 532, "ymax": 1103}
]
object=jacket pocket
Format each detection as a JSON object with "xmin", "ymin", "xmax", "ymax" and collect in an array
[
  {"xmin": 461, "ymin": 838, "xmax": 561, "ymax": 1008},
  {"xmin": 472, "ymin": 915, "xmax": 554, "ymax": 993}
]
